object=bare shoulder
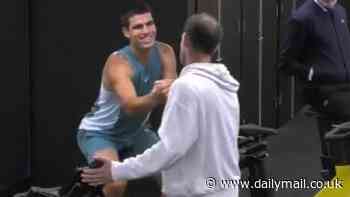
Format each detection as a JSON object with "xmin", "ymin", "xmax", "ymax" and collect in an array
[
  {"xmin": 104, "ymin": 52, "xmax": 133, "ymax": 82},
  {"xmin": 106, "ymin": 52, "xmax": 129, "ymax": 67},
  {"xmin": 157, "ymin": 41, "xmax": 175, "ymax": 56},
  {"xmin": 157, "ymin": 42, "xmax": 177, "ymax": 78},
  {"xmin": 106, "ymin": 52, "xmax": 131, "ymax": 71}
]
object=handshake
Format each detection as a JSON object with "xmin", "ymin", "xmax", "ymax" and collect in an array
[{"xmin": 151, "ymin": 79, "xmax": 174, "ymax": 103}]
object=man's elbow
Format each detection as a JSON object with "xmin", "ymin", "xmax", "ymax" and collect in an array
[{"xmin": 120, "ymin": 102, "xmax": 139, "ymax": 116}]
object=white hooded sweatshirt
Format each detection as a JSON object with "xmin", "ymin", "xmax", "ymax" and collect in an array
[{"xmin": 111, "ymin": 62, "xmax": 241, "ymax": 197}]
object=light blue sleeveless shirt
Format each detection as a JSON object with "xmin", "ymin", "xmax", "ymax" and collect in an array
[{"xmin": 79, "ymin": 43, "xmax": 162, "ymax": 139}]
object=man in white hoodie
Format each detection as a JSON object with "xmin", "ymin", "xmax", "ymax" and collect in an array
[{"xmin": 81, "ymin": 13, "xmax": 241, "ymax": 197}]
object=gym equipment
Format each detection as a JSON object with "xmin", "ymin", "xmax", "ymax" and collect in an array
[
  {"xmin": 239, "ymin": 124, "xmax": 279, "ymax": 197},
  {"xmin": 58, "ymin": 161, "xmax": 103, "ymax": 197},
  {"xmin": 314, "ymin": 121, "xmax": 350, "ymax": 197}
]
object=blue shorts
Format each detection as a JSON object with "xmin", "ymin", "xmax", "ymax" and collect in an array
[{"xmin": 77, "ymin": 128, "xmax": 160, "ymax": 163}]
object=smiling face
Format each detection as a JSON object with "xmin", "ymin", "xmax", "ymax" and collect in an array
[{"xmin": 123, "ymin": 12, "xmax": 157, "ymax": 50}]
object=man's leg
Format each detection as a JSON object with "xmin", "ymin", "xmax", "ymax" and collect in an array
[
  {"xmin": 77, "ymin": 131, "xmax": 127, "ymax": 197},
  {"xmin": 125, "ymin": 129, "xmax": 163, "ymax": 196},
  {"xmin": 94, "ymin": 148, "xmax": 127, "ymax": 197}
]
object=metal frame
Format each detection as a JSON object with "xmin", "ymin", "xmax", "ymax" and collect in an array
[
  {"xmin": 25, "ymin": 0, "xmax": 32, "ymax": 180},
  {"xmin": 290, "ymin": 0, "xmax": 297, "ymax": 119},
  {"xmin": 258, "ymin": 0, "xmax": 264, "ymax": 125}
]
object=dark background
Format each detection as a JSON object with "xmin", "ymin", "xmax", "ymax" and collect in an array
[{"xmin": 1, "ymin": 0, "xmax": 350, "ymax": 195}]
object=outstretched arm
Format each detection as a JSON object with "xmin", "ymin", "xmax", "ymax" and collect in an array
[{"xmin": 104, "ymin": 54, "xmax": 165, "ymax": 115}]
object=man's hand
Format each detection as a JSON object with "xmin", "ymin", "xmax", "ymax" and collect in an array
[
  {"xmin": 152, "ymin": 79, "xmax": 174, "ymax": 98},
  {"xmin": 81, "ymin": 157, "xmax": 114, "ymax": 186}
]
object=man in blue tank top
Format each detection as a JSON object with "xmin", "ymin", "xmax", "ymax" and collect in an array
[{"xmin": 76, "ymin": 1, "xmax": 177, "ymax": 196}]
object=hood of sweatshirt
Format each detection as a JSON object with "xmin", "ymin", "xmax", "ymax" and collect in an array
[{"xmin": 180, "ymin": 62, "xmax": 240, "ymax": 93}]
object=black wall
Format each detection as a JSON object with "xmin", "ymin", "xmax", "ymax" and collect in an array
[
  {"xmin": 239, "ymin": 0, "xmax": 261, "ymax": 125},
  {"xmin": 0, "ymin": 0, "xmax": 30, "ymax": 188}
]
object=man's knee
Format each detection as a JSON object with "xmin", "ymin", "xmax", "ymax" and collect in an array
[
  {"xmin": 103, "ymin": 181, "xmax": 128, "ymax": 197},
  {"xmin": 94, "ymin": 148, "xmax": 120, "ymax": 161}
]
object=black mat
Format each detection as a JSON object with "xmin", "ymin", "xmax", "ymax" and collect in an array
[{"xmin": 240, "ymin": 106, "xmax": 323, "ymax": 197}]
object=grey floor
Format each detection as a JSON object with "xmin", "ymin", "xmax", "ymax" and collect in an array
[{"xmin": 240, "ymin": 106, "xmax": 323, "ymax": 197}]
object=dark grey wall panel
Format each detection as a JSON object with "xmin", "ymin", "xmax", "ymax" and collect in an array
[
  {"xmin": 262, "ymin": 0, "xmax": 278, "ymax": 127},
  {"xmin": 240, "ymin": 0, "xmax": 260, "ymax": 124},
  {"xmin": 197, "ymin": 0, "xmax": 218, "ymax": 17},
  {"xmin": 222, "ymin": 0, "xmax": 241, "ymax": 78},
  {"xmin": 0, "ymin": 0, "xmax": 30, "ymax": 187},
  {"xmin": 241, "ymin": 0, "xmax": 278, "ymax": 126},
  {"xmin": 278, "ymin": 0, "xmax": 295, "ymax": 125},
  {"xmin": 198, "ymin": 0, "xmax": 278, "ymax": 126}
]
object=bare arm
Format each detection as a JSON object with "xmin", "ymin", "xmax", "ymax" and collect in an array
[
  {"xmin": 158, "ymin": 42, "xmax": 177, "ymax": 79},
  {"xmin": 104, "ymin": 54, "xmax": 162, "ymax": 115},
  {"xmin": 152, "ymin": 42, "xmax": 178, "ymax": 99}
]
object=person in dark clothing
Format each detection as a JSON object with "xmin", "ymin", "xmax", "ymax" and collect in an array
[
  {"xmin": 280, "ymin": 0, "xmax": 350, "ymax": 179},
  {"xmin": 280, "ymin": 0, "xmax": 350, "ymax": 120}
]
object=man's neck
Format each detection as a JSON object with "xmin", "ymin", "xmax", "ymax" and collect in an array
[
  {"xmin": 314, "ymin": 0, "xmax": 328, "ymax": 12},
  {"xmin": 185, "ymin": 52, "xmax": 211, "ymax": 65}
]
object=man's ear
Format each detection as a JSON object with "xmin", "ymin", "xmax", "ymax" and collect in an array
[
  {"xmin": 183, "ymin": 33, "xmax": 191, "ymax": 48},
  {"xmin": 211, "ymin": 45, "xmax": 219, "ymax": 55},
  {"xmin": 122, "ymin": 27, "xmax": 130, "ymax": 39}
]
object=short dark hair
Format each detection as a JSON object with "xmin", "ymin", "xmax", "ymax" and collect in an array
[
  {"xmin": 120, "ymin": 1, "xmax": 153, "ymax": 28},
  {"xmin": 183, "ymin": 13, "xmax": 223, "ymax": 54}
]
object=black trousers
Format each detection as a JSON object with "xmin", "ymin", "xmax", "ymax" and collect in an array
[
  {"xmin": 303, "ymin": 83, "xmax": 350, "ymax": 179},
  {"xmin": 304, "ymin": 83, "xmax": 350, "ymax": 122}
]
